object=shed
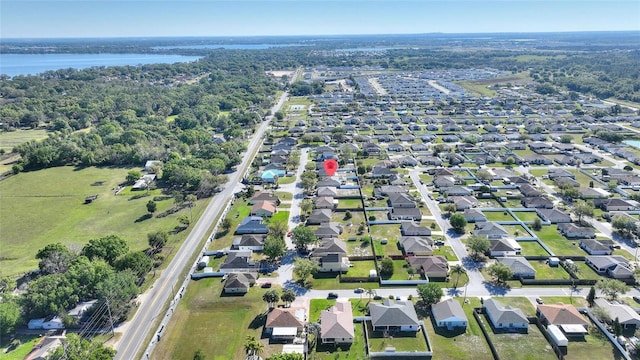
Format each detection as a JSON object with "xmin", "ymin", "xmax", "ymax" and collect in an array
[
  {"xmin": 548, "ymin": 325, "xmax": 568, "ymax": 346},
  {"xmin": 548, "ymin": 257, "xmax": 560, "ymax": 267}
]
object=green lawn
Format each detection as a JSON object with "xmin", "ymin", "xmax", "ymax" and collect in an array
[
  {"xmin": 575, "ymin": 262, "xmax": 603, "ymax": 280},
  {"xmin": 384, "ymin": 259, "xmax": 414, "ymax": 281},
  {"xmin": 337, "ymin": 198, "xmax": 363, "ymax": 209},
  {"xmin": 542, "ymin": 238, "xmax": 585, "ymax": 256},
  {"xmin": 502, "ymin": 224, "xmax": 528, "ymax": 237},
  {"xmin": 275, "ymin": 191, "xmax": 293, "ymax": 201},
  {"xmin": 151, "ymin": 279, "xmax": 283, "ymax": 360},
  {"xmin": 373, "ymin": 238, "xmax": 403, "ymax": 257},
  {"xmin": 483, "ymin": 211, "xmax": 515, "ymax": 222},
  {"xmin": 0, "ymin": 166, "xmax": 209, "ymax": 277},
  {"xmin": 512, "ymin": 211, "xmax": 540, "ymax": 222},
  {"xmin": 424, "ymin": 297, "xmax": 492, "ymax": 360},
  {"xmin": 564, "ymin": 329, "xmax": 624, "ymax": 360},
  {"xmin": 433, "ymin": 246, "xmax": 459, "ymax": 261},
  {"xmin": 0, "ymin": 129, "xmax": 49, "ymax": 152},
  {"xmin": 346, "ymin": 239, "xmax": 373, "ymax": 257},
  {"xmin": 481, "ymin": 315, "xmax": 556, "ymax": 360},
  {"xmin": 210, "ymin": 200, "xmax": 252, "ymax": 250},
  {"xmin": 366, "ymin": 322, "xmax": 429, "ymax": 352},
  {"xmin": 539, "ymin": 296, "xmax": 588, "ymax": 307},
  {"xmin": 530, "ymin": 260, "xmax": 571, "ymax": 280},
  {"xmin": 270, "ymin": 210, "xmax": 290, "ymax": 224},
  {"xmin": 308, "ymin": 323, "xmax": 368, "ymax": 360},
  {"xmin": 0, "ymin": 335, "xmax": 40, "ymax": 360},
  {"xmin": 346, "ymin": 260, "xmax": 377, "ymax": 277},
  {"xmin": 277, "ymin": 176, "xmax": 296, "ymax": 185},
  {"xmin": 519, "ymin": 241, "xmax": 551, "ymax": 256},
  {"xmin": 309, "ymin": 272, "xmax": 380, "ymax": 291},
  {"xmin": 533, "ymin": 225, "xmax": 562, "ymax": 241}
]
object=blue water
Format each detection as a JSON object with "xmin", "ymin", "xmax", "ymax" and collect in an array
[
  {"xmin": 152, "ymin": 44, "xmax": 302, "ymax": 50},
  {"xmin": 0, "ymin": 53, "xmax": 202, "ymax": 77},
  {"xmin": 624, "ymin": 140, "xmax": 640, "ymax": 148}
]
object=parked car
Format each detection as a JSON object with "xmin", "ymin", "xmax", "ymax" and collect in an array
[
  {"xmin": 327, "ymin": 292, "xmax": 339, "ymax": 299},
  {"xmin": 536, "ymin": 297, "xmax": 544, "ymax": 304},
  {"xmin": 435, "ymin": 240, "xmax": 445, "ymax": 246},
  {"xmin": 633, "ymin": 296, "xmax": 640, "ymax": 303},
  {"xmin": 287, "ymin": 231, "xmax": 292, "ymax": 237},
  {"xmin": 354, "ymin": 288, "xmax": 364, "ymax": 293},
  {"xmin": 261, "ymin": 282, "xmax": 272, "ymax": 288}
]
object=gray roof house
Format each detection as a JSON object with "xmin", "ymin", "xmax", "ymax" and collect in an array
[
  {"xmin": 496, "ymin": 257, "xmax": 536, "ymax": 279},
  {"xmin": 315, "ymin": 223, "xmax": 343, "ymax": 239},
  {"xmin": 594, "ymin": 299, "xmax": 640, "ymax": 330},
  {"xmin": 536, "ymin": 209, "xmax": 572, "ymax": 223},
  {"xmin": 314, "ymin": 196, "xmax": 337, "ymax": 209},
  {"xmin": 464, "ymin": 208, "xmax": 487, "ymax": 223},
  {"xmin": 400, "ymin": 221, "xmax": 431, "ymax": 236},
  {"xmin": 307, "ymin": 209, "xmax": 333, "ymax": 225},
  {"xmin": 223, "ymin": 273, "xmax": 257, "ymax": 294},
  {"xmin": 389, "ymin": 207, "xmax": 422, "ymax": 221},
  {"xmin": 580, "ymin": 239, "xmax": 613, "ymax": 255},
  {"xmin": 399, "ymin": 237, "xmax": 433, "ymax": 256},
  {"xmin": 484, "ymin": 298, "xmax": 529, "ymax": 333},
  {"xmin": 432, "ymin": 298, "xmax": 468, "ymax": 331},
  {"xmin": 585, "ymin": 255, "xmax": 633, "ymax": 279},
  {"xmin": 388, "ymin": 192, "xmax": 416, "ymax": 208},
  {"xmin": 474, "ymin": 222, "xmax": 509, "ymax": 239},
  {"xmin": 370, "ymin": 299, "xmax": 420, "ymax": 332},
  {"xmin": 312, "ymin": 238, "xmax": 348, "ymax": 257},
  {"xmin": 220, "ymin": 250, "xmax": 258, "ymax": 273},
  {"xmin": 235, "ymin": 216, "xmax": 269, "ymax": 234}
]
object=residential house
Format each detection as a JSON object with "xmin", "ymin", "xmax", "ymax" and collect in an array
[
  {"xmin": 522, "ymin": 197, "xmax": 554, "ymax": 209},
  {"xmin": 399, "ymin": 237, "xmax": 433, "ymax": 256},
  {"xmin": 379, "ymin": 185, "xmax": 408, "ymax": 196},
  {"xmin": 250, "ymin": 200, "xmax": 277, "ymax": 217},
  {"xmin": 389, "ymin": 207, "xmax": 422, "ymax": 221},
  {"xmin": 315, "ymin": 223, "xmax": 344, "ymax": 239},
  {"xmin": 585, "ymin": 255, "xmax": 633, "ymax": 279},
  {"xmin": 235, "ymin": 216, "xmax": 268, "ymax": 235},
  {"xmin": 262, "ymin": 169, "xmax": 286, "ymax": 183},
  {"xmin": 370, "ymin": 299, "xmax": 421, "ymax": 332},
  {"xmin": 408, "ymin": 256, "xmax": 449, "ymax": 279},
  {"xmin": 558, "ymin": 223, "xmax": 595, "ymax": 239},
  {"xmin": 388, "ymin": 193, "xmax": 416, "ymax": 208},
  {"xmin": 265, "ymin": 307, "xmax": 306, "ymax": 342},
  {"xmin": 536, "ymin": 209, "xmax": 572, "ymax": 223},
  {"xmin": 464, "ymin": 208, "xmax": 487, "ymax": 223},
  {"xmin": 594, "ymin": 298, "xmax": 640, "ymax": 330},
  {"xmin": 232, "ymin": 234, "xmax": 266, "ymax": 251},
  {"xmin": 317, "ymin": 186, "xmax": 338, "ymax": 198},
  {"xmin": 536, "ymin": 304, "xmax": 588, "ymax": 338},
  {"xmin": 489, "ymin": 238, "xmax": 522, "ymax": 257},
  {"xmin": 496, "ymin": 257, "xmax": 536, "ymax": 278},
  {"xmin": 474, "ymin": 222, "xmax": 509, "ymax": 239},
  {"xmin": 319, "ymin": 253, "xmax": 350, "ymax": 272},
  {"xmin": 249, "ymin": 192, "xmax": 280, "ymax": 205},
  {"xmin": 315, "ymin": 196, "xmax": 337, "ymax": 210},
  {"xmin": 601, "ymin": 198, "xmax": 635, "ymax": 212},
  {"xmin": 400, "ymin": 221, "xmax": 431, "ymax": 236},
  {"xmin": 484, "ymin": 298, "xmax": 529, "ymax": 333},
  {"xmin": 223, "ymin": 273, "xmax": 257, "ymax": 294},
  {"xmin": 432, "ymin": 298, "xmax": 468, "ymax": 331},
  {"xmin": 519, "ymin": 184, "xmax": 543, "ymax": 198},
  {"xmin": 307, "ymin": 209, "xmax": 332, "ymax": 225},
  {"xmin": 312, "ymin": 238, "xmax": 348, "ymax": 258},
  {"xmin": 548, "ymin": 169, "xmax": 575, "ymax": 180},
  {"xmin": 321, "ymin": 300, "xmax": 355, "ymax": 344},
  {"xmin": 220, "ymin": 250, "xmax": 258, "ymax": 273},
  {"xmin": 580, "ymin": 239, "xmax": 613, "ymax": 255}
]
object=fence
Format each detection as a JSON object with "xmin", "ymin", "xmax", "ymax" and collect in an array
[
  {"xmin": 472, "ymin": 308, "xmax": 501, "ymax": 360},
  {"xmin": 531, "ymin": 317, "xmax": 566, "ymax": 359},
  {"xmin": 379, "ymin": 279, "xmax": 429, "ymax": 286},
  {"xmin": 583, "ymin": 308, "xmax": 632, "ymax": 360}
]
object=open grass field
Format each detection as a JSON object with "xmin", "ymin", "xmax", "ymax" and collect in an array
[
  {"xmin": 0, "ymin": 129, "xmax": 49, "ymax": 152},
  {"xmin": 151, "ymin": 278, "xmax": 284, "ymax": 360},
  {"xmin": 423, "ymin": 297, "xmax": 492, "ymax": 360},
  {"xmin": 0, "ymin": 166, "xmax": 209, "ymax": 277}
]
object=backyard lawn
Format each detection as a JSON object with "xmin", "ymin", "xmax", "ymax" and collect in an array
[
  {"xmin": 369, "ymin": 224, "xmax": 401, "ymax": 243},
  {"xmin": 480, "ymin": 316, "xmax": 556, "ymax": 360},
  {"xmin": 432, "ymin": 246, "xmax": 459, "ymax": 261},
  {"xmin": 337, "ymin": 198, "xmax": 363, "ymax": 209},
  {"xmin": 539, "ymin": 296, "xmax": 588, "ymax": 307},
  {"xmin": 530, "ymin": 260, "xmax": 571, "ymax": 280},
  {"xmin": 564, "ymin": 328, "xmax": 624, "ymax": 360},
  {"xmin": 512, "ymin": 211, "xmax": 541, "ymax": 222},
  {"xmin": 542, "ymin": 237, "xmax": 585, "ymax": 256},
  {"xmin": 534, "ymin": 225, "xmax": 562, "ymax": 241},
  {"xmin": 373, "ymin": 238, "xmax": 403, "ymax": 257},
  {"xmin": 502, "ymin": 224, "xmax": 529, "ymax": 238},
  {"xmin": 308, "ymin": 323, "xmax": 367, "ymax": 360},
  {"xmin": 483, "ymin": 211, "xmax": 515, "ymax": 222},
  {"xmin": 519, "ymin": 240, "xmax": 552, "ymax": 256},
  {"xmin": 309, "ymin": 272, "xmax": 380, "ymax": 291},
  {"xmin": 575, "ymin": 262, "xmax": 603, "ymax": 280}
]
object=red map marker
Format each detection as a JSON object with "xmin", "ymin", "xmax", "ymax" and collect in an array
[{"xmin": 323, "ymin": 159, "xmax": 338, "ymax": 177}]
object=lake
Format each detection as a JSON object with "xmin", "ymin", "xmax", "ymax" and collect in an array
[
  {"xmin": 152, "ymin": 44, "xmax": 303, "ymax": 50},
  {"xmin": 0, "ymin": 53, "xmax": 202, "ymax": 77}
]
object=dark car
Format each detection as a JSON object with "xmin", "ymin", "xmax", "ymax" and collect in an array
[
  {"xmin": 633, "ymin": 296, "xmax": 640, "ymax": 303},
  {"xmin": 327, "ymin": 292, "xmax": 339, "ymax": 299},
  {"xmin": 261, "ymin": 282, "xmax": 272, "ymax": 288}
]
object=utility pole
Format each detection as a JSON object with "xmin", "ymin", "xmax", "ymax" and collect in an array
[{"xmin": 105, "ymin": 298, "xmax": 115, "ymax": 337}]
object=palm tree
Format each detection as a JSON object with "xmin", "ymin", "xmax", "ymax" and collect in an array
[
  {"xmin": 281, "ymin": 289, "xmax": 296, "ymax": 307},
  {"xmin": 243, "ymin": 336, "xmax": 263, "ymax": 357},
  {"xmin": 451, "ymin": 264, "xmax": 466, "ymax": 289},
  {"xmin": 564, "ymin": 261, "xmax": 581, "ymax": 303},
  {"xmin": 365, "ymin": 288, "xmax": 377, "ymax": 302}
]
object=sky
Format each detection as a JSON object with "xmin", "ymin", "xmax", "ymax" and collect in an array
[{"xmin": 1, "ymin": 0, "xmax": 639, "ymax": 38}]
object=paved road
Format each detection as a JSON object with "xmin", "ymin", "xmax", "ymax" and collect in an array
[{"xmin": 114, "ymin": 92, "xmax": 289, "ymax": 360}]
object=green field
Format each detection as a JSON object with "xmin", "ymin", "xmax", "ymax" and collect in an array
[
  {"xmin": 151, "ymin": 278, "xmax": 283, "ymax": 360},
  {"xmin": 0, "ymin": 166, "xmax": 209, "ymax": 277},
  {"xmin": 530, "ymin": 260, "xmax": 571, "ymax": 280},
  {"xmin": 0, "ymin": 335, "xmax": 40, "ymax": 360},
  {"xmin": 519, "ymin": 241, "xmax": 551, "ymax": 256},
  {"xmin": 0, "ymin": 129, "xmax": 49, "ymax": 152},
  {"xmin": 481, "ymin": 316, "xmax": 556, "ymax": 360}
]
